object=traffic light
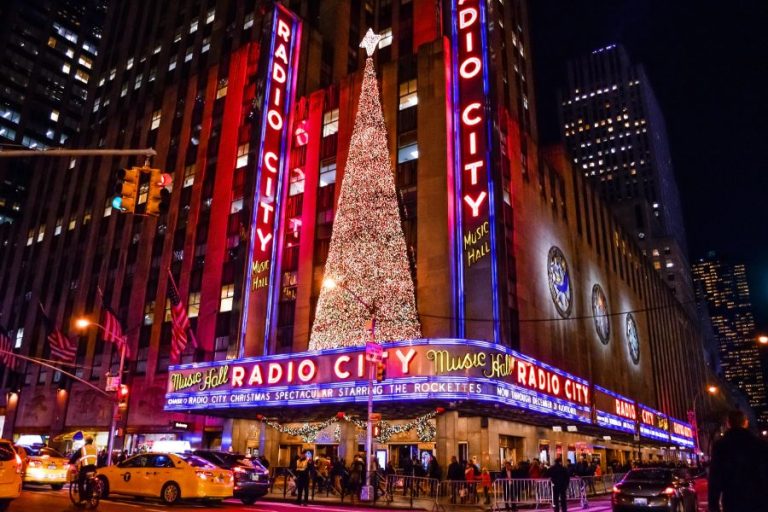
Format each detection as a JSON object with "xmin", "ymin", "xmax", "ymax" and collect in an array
[
  {"xmin": 145, "ymin": 168, "xmax": 172, "ymax": 216},
  {"xmin": 375, "ymin": 361, "xmax": 386, "ymax": 382},
  {"xmin": 373, "ymin": 423, "xmax": 381, "ymax": 438},
  {"xmin": 118, "ymin": 384, "xmax": 129, "ymax": 405},
  {"xmin": 115, "ymin": 167, "xmax": 140, "ymax": 213}
]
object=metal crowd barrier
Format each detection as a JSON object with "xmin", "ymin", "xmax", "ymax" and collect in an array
[
  {"xmin": 490, "ymin": 478, "xmax": 552, "ymax": 509},
  {"xmin": 437, "ymin": 480, "xmax": 493, "ymax": 510},
  {"xmin": 580, "ymin": 473, "xmax": 627, "ymax": 496},
  {"xmin": 384, "ymin": 474, "xmax": 440, "ymax": 511}
]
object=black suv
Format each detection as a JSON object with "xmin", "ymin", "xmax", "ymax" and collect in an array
[{"xmin": 193, "ymin": 450, "xmax": 269, "ymax": 505}]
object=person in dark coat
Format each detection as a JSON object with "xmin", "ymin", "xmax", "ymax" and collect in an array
[
  {"xmin": 549, "ymin": 457, "xmax": 570, "ymax": 512},
  {"xmin": 446, "ymin": 456, "xmax": 464, "ymax": 503},
  {"xmin": 708, "ymin": 410, "xmax": 768, "ymax": 512}
]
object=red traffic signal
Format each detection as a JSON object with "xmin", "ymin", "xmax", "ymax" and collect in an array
[
  {"xmin": 118, "ymin": 384, "xmax": 129, "ymax": 402},
  {"xmin": 375, "ymin": 362, "xmax": 386, "ymax": 382}
]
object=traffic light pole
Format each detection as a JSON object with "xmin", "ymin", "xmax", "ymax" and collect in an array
[
  {"xmin": 105, "ymin": 341, "xmax": 126, "ymax": 467},
  {"xmin": 0, "ymin": 148, "xmax": 156, "ymax": 158}
]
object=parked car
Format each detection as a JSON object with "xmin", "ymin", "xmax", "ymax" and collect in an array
[
  {"xmin": 0, "ymin": 440, "xmax": 22, "ymax": 511},
  {"xmin": 193, "ymin": 449, "xmax": 269, "ymax": 505},
  {"xmin": 16, "ymin": 445, "xmax": 69, "ymax": 490},
  {"xmin": 612, "ymin": 467, "xmax": 698, "ymax": 512},
  {"xmin": 97, "ymin": 452, "xmax": 233, "ymax": 505}
]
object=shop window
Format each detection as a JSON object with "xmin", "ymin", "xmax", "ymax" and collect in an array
[
  {"xmin": 398, "ymin": 79, "xmax": 417, "ymax": 110},
  {"xmin": 236, "ymin": 143, "xmax": 249, "ymax": 168},
  {"xmin": 220, "ymin": 284, "xmax": 234, "ymax": 312},
  {"xmin": 397, "ymin": 142, "xmax": 418, "ymax": 163},
  {"xmin": 322, "ymin": 109, "xmax": 339, "ymax": 137},
  {"xmin": 319, "ymin": 160, "xmax": 336, "ymax": 187}
]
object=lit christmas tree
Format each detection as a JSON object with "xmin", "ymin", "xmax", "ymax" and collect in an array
[{"xmin": 309, "ymin": 29, "xmax": 421, "ymax": 350}]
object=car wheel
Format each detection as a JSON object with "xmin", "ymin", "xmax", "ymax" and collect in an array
[
  {"xmin": 98, "ymin": 477, "xmax": 109, "ymax": 498},
  {"xmin": 241, "ymin": 496, "xmax": 257, "ymax": 505},
  {"xmin": 51, "ymin": 483, "xmax": 64, "ymax": 490},
  {"xmin": 160, "ymin": 482, "xmax": 181, "ymax": 505}
]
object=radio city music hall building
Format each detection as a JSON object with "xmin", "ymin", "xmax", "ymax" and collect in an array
[{"xmin": 0, "ymin": 0, "xmax": 707, "ymax": 470}]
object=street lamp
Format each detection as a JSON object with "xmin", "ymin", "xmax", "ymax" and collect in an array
[
  {"xmin": 692, "ymin": 385, "xmax": 718, "ymax": 460},
  {"xmin": 321, "ymin": 277, "xmax": 377, "ymax": 501},
  {"xmin": 76, "ymin": 317, "xmax": 127, "ymax": 467},
  {"xmin": 757, "ymin": 334, "xmax": 768, "ymax": 345}
]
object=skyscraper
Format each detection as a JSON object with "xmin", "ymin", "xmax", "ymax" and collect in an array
[
  {"xmin": 0, "ymin": 0, "xmax": 707, "ymax": 468},
  {"xmin": 559, "ymin": 45, "xmax": 692, "ymax": 303},
  {"xmin": 693, "ymin": 252, "xmax": 767, "ymax": 427},
  {"xmin": 0, "ymin": 0, "xmax": 107, "ymax": 222}
]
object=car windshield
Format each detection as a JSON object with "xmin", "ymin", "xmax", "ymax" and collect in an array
[
  {"xmin": 0, "ymin": 443, "xmax": 15, "ymax": 462},
  {"xmin": 625, "ymin": 469, "xmax": 672, "ymax": 483},
  {"xmin": 179, "ymin": 454, "xmax": 216, "ymax": 468},
  {"xmin": 25, "ymin": 447, "xmax": 64, "ymax": 458}
]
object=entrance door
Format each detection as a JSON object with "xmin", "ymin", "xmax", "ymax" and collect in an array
[
  {"xmin": 499, "ymin": 435, "xmax": 524, "ymax": 466},
  {"xmin": 315, "ymin": 445, "xmax": 338, "ymax": 459},
  {"xmin": 278, "ymin": 445, "xmax": 303, "ymax": 468},
  {"xmin": 391, "ymin": 444, "xmax": 418, "ymax": 470}
]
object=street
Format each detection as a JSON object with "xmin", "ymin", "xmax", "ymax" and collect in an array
[{"xmin": 6, "ymin": 486, "xmax": 618, "ymax": 512}]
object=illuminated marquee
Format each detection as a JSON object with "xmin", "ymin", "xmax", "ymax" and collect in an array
[
  {"xmin": 164, "ymin": 339, "xmax": 696, "ymax": 448},
  {"xmin": 669, "ymin": 419, "xmax": 695, "ymax": 448},
  {"xmin": 165, "ymin": 339, "xmax": 591, "ymax": 423},
  {"xmin": 639, "ymin": 405, "xmax": 670, "ymax": 442},
  {"xmin": 449, "ymin": 0, "xmax": 501, "ymax": 341},
  {"xmin": 594, "ymin": 386, "xmax": 636, "ymax": 434},
  {"xmin": 240, "ymin": 5, "xmax": 302, "ymax": 354}
]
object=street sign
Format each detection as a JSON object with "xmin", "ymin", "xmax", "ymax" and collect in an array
[
  {"xmin": 369, "ymin": 413, "xmax": 382, "ymax": 422},
  {"xmin": 365, "ymin": 342, "xmax": 382, "ymax": 362},
  {"xmin": 105, "ymin": 375, "xmax": 121, "ymax": 392}
]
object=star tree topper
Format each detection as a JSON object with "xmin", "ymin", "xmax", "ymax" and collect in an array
[{"xmin": 359, "ymin": 28, "xmax": 383, "ymax": 57}]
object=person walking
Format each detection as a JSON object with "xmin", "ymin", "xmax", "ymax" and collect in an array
[
  {"xmin": 549, "ymin": 457, "xmax": 570, "ymax": 512},
  {"xmin": 295, "ymin": 452, "xmax": 311, "ymax": 506},
  {"xmin": 708, "ymin": 410, "xmax": 768, "ymax": 512},
  {"xmin": 446, "ymin": 456, "xmax": 464, "ymax": 503}
]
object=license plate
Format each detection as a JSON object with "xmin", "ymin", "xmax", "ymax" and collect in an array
[
  {"xmin": 250, "ymin": 474, "xmax": 259, "ymax": 481},
  {"xmin": 633, "ymin": 497, "xmax": 648, "ymax": 506}
]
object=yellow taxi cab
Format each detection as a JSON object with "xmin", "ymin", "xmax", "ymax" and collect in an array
[
  {"xmin": 17, "ymin": 445, "xmax": 69, "ymax": 489},
  {"xmin": 97, "ymin": 452, "xmax": 233, "ymax": 505},
  {"xmin": 0, "ymin": 440, "xmax": 22, "ymax": 511}
]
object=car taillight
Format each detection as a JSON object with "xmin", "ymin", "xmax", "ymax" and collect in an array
[
  {"xmin": 63, "ymin": 463, "xmax": 70, "ymax": 470},
  {"xmin": 662, "ymin": 486, "xmax": 676, "ymax": 496},
  {"xmin": 612, "ymin": 485, "xmax": 622, "ymax": 493}
]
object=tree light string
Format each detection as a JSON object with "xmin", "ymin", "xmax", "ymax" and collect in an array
[{"xmin": 309, "ymin": 56, "xmax": 421, "ymax": 350}]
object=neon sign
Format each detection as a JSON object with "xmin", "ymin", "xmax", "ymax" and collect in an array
[
  {"xmin": 639, "ymin": 405, "xmax": 671, "ymax": 442},
  {"xmin": 240, "ymin": 5, "xmax": 302, "ymax": 355},
  {"xmin": 449, "ymin": 0, "xmax": 501, "ymax": 341},
  {"xmin": 594, "ymin": 386, "xmax": 636, "ymax": 434}
]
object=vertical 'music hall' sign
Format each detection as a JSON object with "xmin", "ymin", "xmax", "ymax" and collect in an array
[
  {"xmin": 449, "ymin": 0, "xmax": 501, "ymax": 342},
  {"xmin": 241, "ymin": 5, "xmax": 302, "ymax": 356}
]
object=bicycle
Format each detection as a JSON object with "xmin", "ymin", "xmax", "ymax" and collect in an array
[{"xmin": 68, "ymin": 466, "xmax": 102, "ymax": 509}]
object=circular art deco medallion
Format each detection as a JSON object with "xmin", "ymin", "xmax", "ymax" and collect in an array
[
  {"xmin": 591, "ymin": 284, "xmax": 610, "ymax": 344},
  {"xmin": 547, "ymin": 246, "xmax": 573, "ymax": 318},
  {"xmin": 626, "ymin": 313, "xmax": 640, "ymax": 365}
]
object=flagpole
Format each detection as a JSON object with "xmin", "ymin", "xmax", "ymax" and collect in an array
[{"xmin": 106, "ymin": 341, "xmax": 126, "ymax": 467}]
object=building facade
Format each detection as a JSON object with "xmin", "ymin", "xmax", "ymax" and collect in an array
[
  {"xmin": 0, "ymin": 0, "xmax": 707, "ymax": 470},
  {"xmin": 693, "ymin": 252, "xmax": 767, "ymax": 428},
  {"xmin": 559, "ymin": 45, "xmax": 693, "ymax": 304},
  {"xmin": 0, "ymin": 0, "xmax": 107, "ymax": 223}
]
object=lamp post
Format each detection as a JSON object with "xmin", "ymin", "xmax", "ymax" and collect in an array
[
  {"xmin": 322, "ymin": 278, "xmax": 377, "ymax": 501},
  {"xmin": 76, "ymin": 318, "xmax": 126, "ymax": 467},
  {"xmin": 757, "ymin": 334, "xmax": 768, "ymax": 345},
  {"xmin": 691, "ymin": 385, "xmax": 718, "ymax": 461}
]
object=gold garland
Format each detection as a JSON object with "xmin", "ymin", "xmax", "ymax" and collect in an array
[{"xmin": 265, "ymin": 411, "xmax": 439, "ymax": 444}]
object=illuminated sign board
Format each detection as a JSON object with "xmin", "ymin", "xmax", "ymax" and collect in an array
[
  {"xmin": 240, "ymin": 5, "xmax": 302, "ymax": 355},
  {"xmin": 164, "ymin": 338, "xmax": 696, "ymax": 448},
  {"xmin": 165, "ymin": 339, "xmax": 591, "ymax": 423},
  {"xmin": 639, "ymin": 405, "xmax": 670, "ymax": 443},
  {"xmin": 449, "ymin": 0, "xmax": 501, "ymax": 342},
  {"xmin": 669, "ymin": 419, "xmax": 695, "ymax": 448},
  {"xmin": 593, "ymin": 386, "xmax": 636, "ymax": 434}
]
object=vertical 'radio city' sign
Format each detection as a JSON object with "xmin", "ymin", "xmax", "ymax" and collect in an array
[
  {"xmin": 241, "ymin": 5, "xmax": 302, "ymax": 355},
  {"xmin": 449, "ymin": 0, "xmax": 501, "ymax": 342}
]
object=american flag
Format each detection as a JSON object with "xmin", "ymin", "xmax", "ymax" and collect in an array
[
  {"xmin": 168, "ymin": 273, "xmax": 197, "ymax": 362},
  {"xmin": 102, "ymin": 305, "xmax": 129, "ymax": 358},
  {"xmin": 42, "ymin": 313, "xmax": 77, "ymax": 363},
  {"xmin": 0, "ymin": 326, "xmax": 17, "ymax": 370}
]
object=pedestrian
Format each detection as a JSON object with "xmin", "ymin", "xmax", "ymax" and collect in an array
[
  {"xmin": 447, "ymin": 456, "xmax": 464, "ymax": 503},
  {"xmin": 549, "ymin": 457, "xmax": 570, "ymax": 512},
  {"xmin": 708, "ymin": 410, "xmax": 768, "ymax": 512},
  {"xmin": 480, "ymin": 467, "xmax": 492, "ymax": 505},
  {"xmin": 348, "ymin": 455, "xmax": 364, "ymax": 502},
  {"xmin": 463, "ymin": 460, "xmax": 477, "ymax": 503},
  {"xmin": 427, "ymin": 454, "xmax": 440, "ymax": 496},
  {"xmin": 528, "ymin": 459, "xmax": 542, "ymax": 479},
  {"xmin": 295, "ymin": 451, "xmax": 311, "ymax": 506}
]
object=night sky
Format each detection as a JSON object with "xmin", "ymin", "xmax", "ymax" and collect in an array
[{"xmin": 529, "ymin": 0, "xmax": 768, "ymax": 330}]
